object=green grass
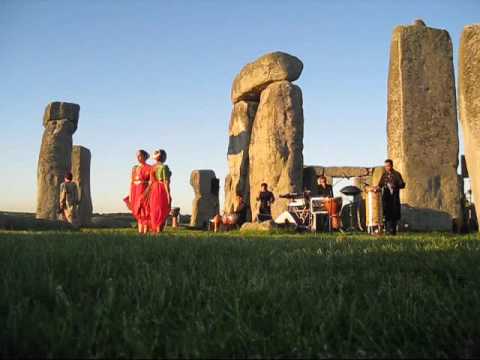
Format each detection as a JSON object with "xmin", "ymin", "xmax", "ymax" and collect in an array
[{"xmin": 1, "ymin": 229, "xmax": 480, "ymax": 358}]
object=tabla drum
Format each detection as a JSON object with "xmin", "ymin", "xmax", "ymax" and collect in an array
[
  {"xmin": 365, "ymin": 187, "xmax": 382, "ymax": 231},
  {"xmin": 324, "ymin": 197, "xmax": 343, "ymax": 230}
]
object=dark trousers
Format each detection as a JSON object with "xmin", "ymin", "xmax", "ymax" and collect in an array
[
  {"xmin": 385, "ymin": 220, "xmax": 397, "ymax": 235},
  {"xmin": 257, "ymin": 211, "xmax": 272, "ymax": 222}
]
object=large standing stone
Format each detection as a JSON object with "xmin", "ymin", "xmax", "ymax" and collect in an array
[
  {"xmin": 36, "ymin": 102, "xmax": 80, "ymax": 220},
  {"xmin": 459, "ymin": 24, "xmax": 480, "ymax": 231},
  {"xmin": 387, "ymin": 20, "xmax": 461, "ymax": 231},
  {"xmin": 190, "ymin": 170, "xmax": 220, "ymax": 229},
  {"xmin": 249, "ymin": 80, "xmax": 304, "ymax": 220},
  {"xmin": 224, "ymin": 100, "xmax": 258, "ymax": 214},
  {"xmin": 231, "ymin": 52, "xmax": 303, "ymax": 103},
  {"xmin": 71, "ymin": 146, "xmax": 93, "ymax": 226}
]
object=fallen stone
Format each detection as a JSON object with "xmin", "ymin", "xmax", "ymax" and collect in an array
[{"xmin": 240, "ymin": 220, "xmax": 276, "ymax": 232}]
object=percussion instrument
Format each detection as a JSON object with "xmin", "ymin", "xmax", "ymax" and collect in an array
[
  {"xmin": 310, "ymin": 197, "xmax": 327, "ymax": 212},
  {"xmin": 324, "ymin": 197, "xmax": 343, "ymax": 230},
  {"xmin": 288, "ymin": 198, "xmax": 306, "ymax": 208},
  {"xmin": 280, "ymin": 192, "xmax": 311, "ymax": 229},
  {"xmin": 365, "ymin": 186, "xmax": 382, "ymax": 233},
  {"xmin": 340, "ymin": 185, "xmax": 362, "ymax": 196}
]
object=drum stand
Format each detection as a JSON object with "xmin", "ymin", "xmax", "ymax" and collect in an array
[{"xmin": 343, "ymin": 195, "xmax": 360, "ymax": 232}]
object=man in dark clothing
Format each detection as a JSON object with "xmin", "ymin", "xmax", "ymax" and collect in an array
[
  {"xmin": 317, "ymin": 175, "xmax": 334, "ymax": 198},
  {"xmin": 256, "ymin": 183, "xmax": 275, "ymax": 222},
  {"xmin": 377, "ymin": 159, "xmax": 406, "ymax": 235}
]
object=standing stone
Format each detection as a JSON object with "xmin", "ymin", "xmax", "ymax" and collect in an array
[
  {"xmin": 459, "ymin": 24, "xmax": 480, "ymax": 231},
  {"xmin": 249, "ymin": 80, "xmax": 304, "ymax": 220},
  {"xmin": 71, "ymin": 146, "xmax": 93, "ymax": 226},
  {"xmin": 303, "ymin": 166, "xmax": 319, "ymax": 196},
  {"xmin": 224, "ymin": 100, "xmax": 258, "ymax": 214},
  {"xmin": 36, "ymin": 102, "xmax": 80, "ymax": 220},
  {"xmin": 387, "ymin": 20, "xmax": 461, "ymax": 231},
  {"xmin": 190, "ymin": 170, "xmax": 219, "ymax": 229},
  {"xmin": 231, "ymin": 52, "xmax": 303, "ymax": 103}
]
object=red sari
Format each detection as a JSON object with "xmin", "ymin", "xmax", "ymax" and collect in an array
[
  {"xmin": 149, "ymin": 163, "xmax": 171, "ymax": 232},
  {"xmin": 129, "ymin": 164, "xmax": 151, "ymax": 226}
]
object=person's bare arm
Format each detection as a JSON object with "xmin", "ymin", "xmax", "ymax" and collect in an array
[{"xmin": 164, "ymin": 180, "xmax": 171, "ymax": 205}]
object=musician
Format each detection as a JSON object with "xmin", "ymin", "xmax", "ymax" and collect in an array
[
  {"xmin": 317, "ymin": 175, "xmax": 334, "ymax": 198},
  {"xmin": 256, "ymin": 183, "xmax": 275, "ymax": 222},
  {"xmin": 377, "ymin": 159, "xmax": 405, "ymax": 235},
  {"xmin": 212, "ymin": 194, "xmax": 247, "ymax": 232}
]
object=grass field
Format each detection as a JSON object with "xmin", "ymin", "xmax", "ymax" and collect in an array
[{"xmin": 1, "ymin": 229, "xmax": 480, "ymax": 358}]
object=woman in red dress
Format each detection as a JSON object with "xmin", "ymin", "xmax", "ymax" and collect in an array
[
  {"xmin": 148, "ymin": 149, "xmax": 172, "ymax": 233},
  {"xmin": 128, "ymin": 149, "xmax": 152, "ymax": 234}
]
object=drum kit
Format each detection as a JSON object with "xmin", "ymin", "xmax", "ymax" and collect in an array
[
  {"xmin": 277, "ymin": 191, "xmax": 343, "ymax": 232},
  {"xmin": 276, "ymin": 183, "xmax": 384, "ymax": 234}
]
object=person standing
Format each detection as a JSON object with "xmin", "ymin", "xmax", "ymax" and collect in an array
[
  {"xmin": 148, "ymin": 149, "xmax": 172, "ymax": 233},
  {"xmin": 59, "ymin": 172, "xmax": 79, "ymax": 227},
  {"xmin": 317, "ymin": 175, "xmax": 334, "ymax": 198},
  {"xmin": 377, "ymin": 159, "xmax": 406, "ymax": 235},
  {"xmin": 127, "ymin": 149, "xmax": 152, "ymax": 234},
  {"xmin": 256, "ymin": 183, "xmax": 275, "ymax": 222}
]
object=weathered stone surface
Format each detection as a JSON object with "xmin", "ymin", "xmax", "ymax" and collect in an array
[
  {"xmin": 224, "ymin": 101, "xmax": 258, "ymax": 214},
  {"xmin": 302, "ymin": 166, "xmax": 319, "ymax": 196},
  {"xmin": 387, "ymin": 20, "xmax": 461, "ymax": 231},
  {"xmin": 43, "ymin": 101, "xmax": 80, "ymax": 131},
  {"xmin": 399, "ymin": 205, "xmax": 452, "ymax": 232},
  {"xmin": 240, "ymin": 220, "xmax": 277, "ymax": 232},
  {"xmin": 304, "ymin": 166, "xmax": 373, "ymax": 179},
  {"xmin": 90, "ymin": 213, "xmax": 135, "ymax": 228},
  {"xmin": 0, "ymin": 211, "xmax": 74, "ymax": 230},
  {"xmin": 231, "ymin": 52, "xmax": 303, "ymax": 103},
  {"xmin": 459, "ymin": 24, "xmax": 480, "ymax": 231},
  {"xmin": 71, "ymin": 146, "xmax": 93, "ymax": 226},
  {"xmin": 190, "ymin": 170, "xmax": 219, "ymax": 229},
  {"xmin": 37, "ymin": 102, "xmax": 80, "ymax": 220},
  {"xmin": 249, "ymin": 81, "xmax": 304, "ymax": 220},
  {"xmin": 371, "ymin": 167, "xmax": 385, "ymax": 187}
]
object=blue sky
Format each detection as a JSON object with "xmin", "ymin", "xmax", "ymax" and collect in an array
[{"xmin": 0, "ymin": 0, "xmax": 478, "ymax": 214}]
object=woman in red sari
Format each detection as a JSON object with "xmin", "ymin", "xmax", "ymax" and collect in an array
[
  {"xmin": 148, "ymin": 149, "xmax": 172, "ymax": 233},
  {"xmin": 128, "ymin": 149, "xmax": 152, "ymax": 234}
]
